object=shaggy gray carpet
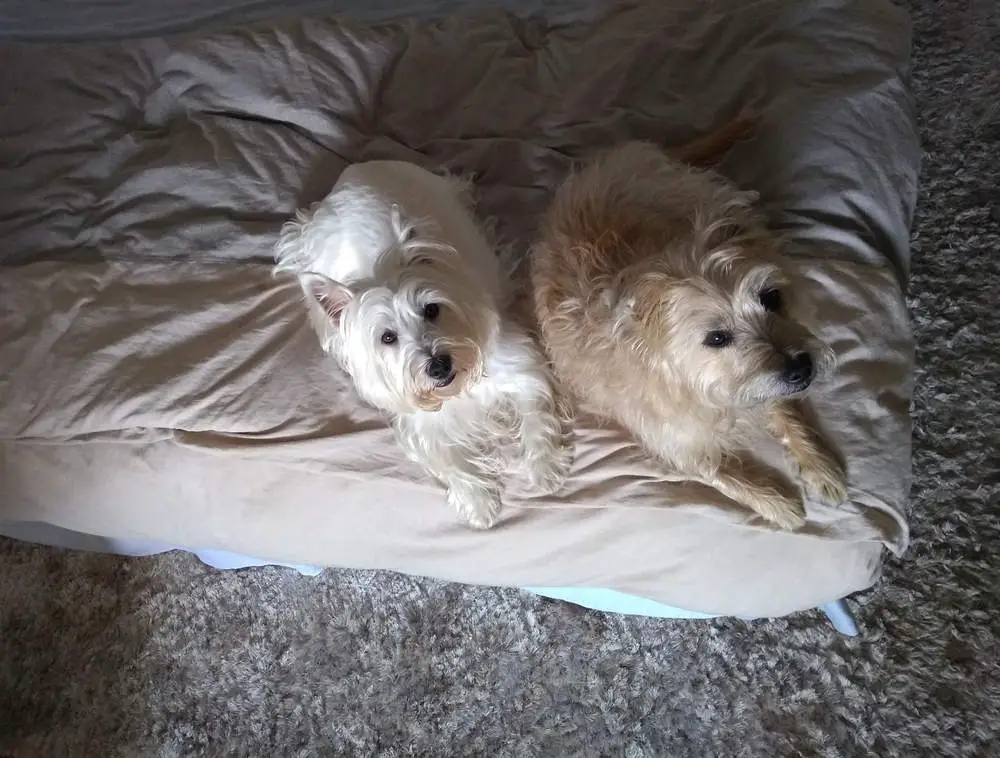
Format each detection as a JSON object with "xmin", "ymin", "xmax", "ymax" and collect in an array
[{"xmin": 2, "ymin": 0, "xmax": 999, "ymax": 755}]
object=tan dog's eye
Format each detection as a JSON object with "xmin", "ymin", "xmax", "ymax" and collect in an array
[
  {"xmin": 759, "ymin": 288, "xmax": 782, "ymax": 313},
  {"xmin": 703, "ymin": 330, "xmax": 733, "ymax": 348}
]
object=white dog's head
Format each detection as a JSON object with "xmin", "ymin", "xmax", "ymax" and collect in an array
[{"xmin": 293, "ymin": 209, "xmax": 499, "ymax": 415}]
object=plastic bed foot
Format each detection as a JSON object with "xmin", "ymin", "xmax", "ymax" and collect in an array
[{"xmin": 820, "ymin": 599, "xmax": 858, "ymax": 636}]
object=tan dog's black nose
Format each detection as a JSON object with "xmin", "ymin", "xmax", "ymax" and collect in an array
[{"xmin": 782, "ymin": 353, "xmax": 814, "ymax": 388}]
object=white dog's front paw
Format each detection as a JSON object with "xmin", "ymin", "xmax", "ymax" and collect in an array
[
  {"xmin": 447, "ymin": 486, "xmax": 502, "ymax": 530},
  {"xmin": 524, "ymin": 441, "xmax": 573, "ymax": 496}
]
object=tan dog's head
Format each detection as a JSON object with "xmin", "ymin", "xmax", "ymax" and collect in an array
[{"xmin": 608, "ymin": 202, "xmax": 833, "ymax": 409}]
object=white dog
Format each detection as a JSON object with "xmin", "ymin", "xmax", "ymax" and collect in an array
[{"xmin": 274, "ymin": 160, "xmax": 571, "ymax": 528}]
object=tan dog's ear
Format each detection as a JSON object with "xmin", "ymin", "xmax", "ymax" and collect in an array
[
  {"xmin": 604, "ymin": 265, "xmax": 676, "ymax": 340},
  {"xmin": 601, "ymin": 284, "xmax": 635, "ymax": 338},
  {"xmin": 695, "ymin": 190, "xmax": 762, "ymax": 254},
  {"xmin": 300, "ymin": 273, "xmax": 353, "ymax": 325}
]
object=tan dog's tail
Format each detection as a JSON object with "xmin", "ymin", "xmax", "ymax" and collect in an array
[{"xmin": 669, "ymin": 114, "xmax": 760, "ymax": 168}]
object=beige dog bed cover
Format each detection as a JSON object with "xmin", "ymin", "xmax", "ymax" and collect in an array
[{"xmin": 0, "ymin": 0, "xmax": 918, "ymax": 617}]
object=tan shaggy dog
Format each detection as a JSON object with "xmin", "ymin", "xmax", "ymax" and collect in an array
[{"xmin": 531, "ymin": 119, "xmax": 848, "ymax": 530}]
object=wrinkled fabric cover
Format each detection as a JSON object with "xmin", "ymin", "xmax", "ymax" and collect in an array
[
  {"xmin": 0, "ymin": 0, "xmax": 583, "ymax": 41},
  {"xmin": 0, "ymin": 0, "xmax": 918, "ymax": 616}
]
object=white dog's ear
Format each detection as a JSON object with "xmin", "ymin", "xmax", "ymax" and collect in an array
[
  {"xmin": 300, "ymin": 273, "xmax": 354, "ymax": 325},
  {"xmin": 390, "ymin": 203, "xmax": 418, "ymax": 243}
]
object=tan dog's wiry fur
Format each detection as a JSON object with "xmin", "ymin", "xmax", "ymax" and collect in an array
[{"xmin": 531, "ymin": 120, "xmax": 848, "ymax": 530}]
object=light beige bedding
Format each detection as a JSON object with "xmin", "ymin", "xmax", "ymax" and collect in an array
[
  {"xmin": 0, "ymin": 256, "xmax": 910, "ymax": 617},
  {"xmin": 0, "ymin": 0, "xmax": 919, "ymax": 616}
]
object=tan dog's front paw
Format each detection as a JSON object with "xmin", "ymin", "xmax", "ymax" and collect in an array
[
  {"xmin": 801, "ymin": 459, "xmax": 848, "ymax": 505},
  {"xmin": 710, "ymin": 460, "xmax": 806, "ymax": 531},
  {"xmin": 753, "ymin": 488, "xmax": 807, "ymax": 531},
  {"xmin": 448, "ymin": 486, "xmax": 502, "ymax": 530}
]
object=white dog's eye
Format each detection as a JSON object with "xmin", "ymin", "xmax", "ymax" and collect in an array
[
  {"xmin": 703, "ymin": 330, "xmax": 733, "ymax": 348},
  {"xmin": 380, "ymin": 330, "xmax": 398, "ymax": 346},
  {"xmin": 759, "ymin": 288, "xmax": 782, "ymax": 313},
  {"xmin": 423, "ymin": 303, "xmax": 440, "ymax": 321}
]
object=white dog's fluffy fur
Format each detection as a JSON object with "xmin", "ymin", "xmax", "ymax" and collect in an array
[
  {"xmin": 532, "ymin": 125, "xmax": 847, "ymax": 530},
  {"xmin": 275, "ymin": 160, "xmax": 571, "ymax": 529}
]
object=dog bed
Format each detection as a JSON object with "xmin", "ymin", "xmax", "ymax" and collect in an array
[{"xmin": 0, "ymin": 0, "xmax": 918, "ymax": 620}]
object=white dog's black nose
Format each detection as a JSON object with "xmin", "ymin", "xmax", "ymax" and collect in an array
[
  {"xmin": 426, "ymin": 353, "xmax": 453, "ymax": 382},
  {"xmin": 781, "ymin": 353, "xmax": 814, "ymax": 389}
]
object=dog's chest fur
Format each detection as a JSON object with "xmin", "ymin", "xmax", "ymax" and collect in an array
[{"xmin": 399, "ymin": 323, "xmax": 537, "ymax": 441}]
